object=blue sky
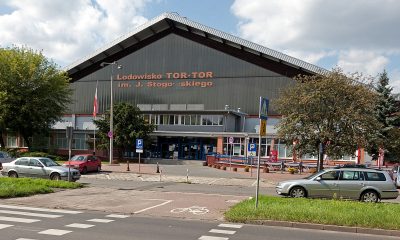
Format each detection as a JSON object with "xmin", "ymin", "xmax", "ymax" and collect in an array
[{"xmin": 1, "ymin": 0, "xmax": 400, "ymax": 92}]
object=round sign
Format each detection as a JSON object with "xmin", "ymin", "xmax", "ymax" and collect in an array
[
  {"xmin": 229, "ymin": 137, "xmax": 234, "ymax": 144},
  {"xmin": 108, "ymin": 131, "xmax": 113, "ymax": 138}
]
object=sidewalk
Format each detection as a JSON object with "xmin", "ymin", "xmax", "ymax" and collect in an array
[{"xmin": 84, "ymin": 162, "xmax": 307, "ymax": 187}]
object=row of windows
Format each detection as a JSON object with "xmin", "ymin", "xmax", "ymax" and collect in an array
[
  {"xmin": 320, "ymin": 170, "xmax": 386, "ymax": 181},
  {"xmin": 222, "ymin": 137, "xmax": 357, "ymax": 160},
  {"xmin": 143, "ymin": 114, "xmax": 223, "ymax": 126},
  {"xmin": 55, "ymin": 133, "xmax": 90, "ymax": 150}
]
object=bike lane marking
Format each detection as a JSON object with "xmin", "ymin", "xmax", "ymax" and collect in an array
[{"xmin": 134, "ymin": 199, "xmax": 173, "ymax": 214}]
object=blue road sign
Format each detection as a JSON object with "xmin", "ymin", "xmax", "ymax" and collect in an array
[
  {"xmin": 248, "ymin": 143, "xmax": 257, "ymax": 152},
  {"xmin": 259, "ymin": 97, "xmax": 269, "ymax": 120},
  {"xmin": 136, "ymin": 139, "xmax": 143, "ymax": 149}
]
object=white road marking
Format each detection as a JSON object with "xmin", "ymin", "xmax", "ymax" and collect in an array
[
  {"xmin": 0, "ymin": 204, "xmax": 81, "ymax": 214},
  {"xmin": 0, "ymin": 216, "xmax": 40, "ymax": 223},
  {"xmin": 0, "ymin": 209, "xmax": 62, "ymax": 218},
  {"xmin": 225, "ymin": 200, "xmax": 240, "ymax": 203},
  {"xmin": 218, "ymin": 223, "xmax": 243, "ymax": 229},
  {"xmin": 106, "ymin": 214, "xmax": 129, "ymax": 218},
  {"xmin": 251, "ymin": 180, "xmax": 258, "ymax": 186},
  {"xmin": 66, "ymin": 223, "xmax": 95, "ymax": 229},
  {"xmin": 38, "ymin": 229, "xmax": 72, "ymax": 236},
  {"xmin": 87, "ymin": 218, "xmax": 114, "ymax": 223},
  {"xmin": 198, "ymin": 236, "xmax": 229, "ymax": 240},
  {"xmin": 16, "ymin": 238, "xmax": 37, "ymax": 240},
  {"xmin": 209, "ymin": 229, "xmax": 236, "ymax": 235},
  {"xmin": 0, "ymin": 224, "xmax": 13, "ymax": 229},
  {"xmin": 134, "ymin": 200, "xmax": 173, "ymax": 214},
  {"xmin": 208, "ymin": 178, "xmax": 223, "ymax": 184}
]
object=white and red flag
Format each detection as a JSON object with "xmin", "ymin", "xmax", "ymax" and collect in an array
[{"xmin": 93, "ymin": 81, "xmax": 99, "ymax": 117}]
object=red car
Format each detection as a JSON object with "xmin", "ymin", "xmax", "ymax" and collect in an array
[{"xmin": 62, "ymin": 154, "xmax": 101, "ymax": 174}]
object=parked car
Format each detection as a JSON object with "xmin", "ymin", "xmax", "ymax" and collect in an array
[
  {"xmin": 392, "ymin": 165, "xmax": 400, "ymax": 188},
  {"xmin": 276, "ymin": 167, "xmax": 398, "ymax": 202},
  {"xmin": 0, "ymin": 151, "xmax": 14, "ymax": 163},
  {"xmin": 62, "ymin": 154, "xmax": 101, "ymax": 174},
  {"xmin": 0, "ymin": 157, "xmax": 80, "ymax": 181}
]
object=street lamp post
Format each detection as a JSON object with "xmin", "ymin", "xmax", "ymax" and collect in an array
[{"xmin": 100, "ymin": 61, "xmax": 122, "ymax": 165}]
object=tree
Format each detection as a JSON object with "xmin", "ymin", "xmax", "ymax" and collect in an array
[
  {"xmin": 367, "ymin": 70, "xmax": 400, "ymax": 163},
  {"xmin": 0, "ymin": 46, "xmax": 71, "ymax": 149},
  {"xmin": 276, "ymin": 68, "xmax": 381, "ymax": 167},
  {"xmin": 94, "ymin": 102, "xmax": 155, "ymax": 159}
]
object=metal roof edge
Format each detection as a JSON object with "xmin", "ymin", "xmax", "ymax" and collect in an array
[{"xmin": 65, "ymin": 12, "xmax": 328, "ymax": 75}]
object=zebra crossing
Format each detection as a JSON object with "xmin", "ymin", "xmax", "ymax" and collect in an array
[
  {"xmin": 0, "ymin": 203, "xmax": 129, "ymax": 239},
  {"xmin": 198, "ymin": 223, "xmax": 243, "ymax": 240}
]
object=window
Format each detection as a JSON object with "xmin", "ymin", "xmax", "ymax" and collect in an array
[
  {"xmin": 340, "ymin": 171, "xmax": 363, "ymax": 181},
  {"xmin": 364, "ymin": 172, "xmax": 386, "ymax": 181},
  {"xmin": 15, "ymin": 158, "xmax": 29, "ymax": 166},
  {"xmin": 184, "ymin": 115, "xmax": 190, "ymax": 125},
  {"xmin": 29, "ymin": 159, "xmax": 42, "ymax": 167},
  {"xmin": 6, "ymin": 133, "xmax": 17, "ymax": 147},
  {"xmin": 73, "ymin": 133, "xmax": 88, "ymax": 150},
  {"xmin": 320, "ymin": 171, "xmax": 339, "ymax": 180},
  {"xmin": 55, "ymin": 133, "xmax": 68, "ymax": 149},
  {"xmin": 143, "ymin": 114, "xmax": 150, "ymax": 123}
]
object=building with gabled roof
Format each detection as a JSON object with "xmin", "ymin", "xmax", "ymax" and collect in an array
[{"xmin": 10, "ymin": 13, "xmax": 359, "ymax": 163}]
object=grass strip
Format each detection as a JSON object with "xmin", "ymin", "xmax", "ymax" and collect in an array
[
  {"xmin": 0, "ymin": 178, "xmax": 83, "ymax": 198},
  {"xmin": 225, "ymin": 195, "xmax": 400, "ymax": 230}
]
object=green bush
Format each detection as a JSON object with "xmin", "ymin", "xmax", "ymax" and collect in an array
[{"xmin": 19, "ymin": 151, "xmax": 65, "ymax": 162}]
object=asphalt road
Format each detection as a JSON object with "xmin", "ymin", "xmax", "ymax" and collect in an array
[{"xmin": 0, "ymin": 204, "xmax": 398, "ymax": 240}]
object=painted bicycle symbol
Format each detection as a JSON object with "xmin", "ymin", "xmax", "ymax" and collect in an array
[{"xmin": 170, "ymin": 206, "xmax": 209, "ymax": 215}]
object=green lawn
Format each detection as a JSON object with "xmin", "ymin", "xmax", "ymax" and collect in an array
[
  {"xmin": 0, "ymin": 178, "xmax": 83, "ymax": 198},
  {"xmin": 225, "ymin": 195, "xmax": 400, "ymax": 230}
]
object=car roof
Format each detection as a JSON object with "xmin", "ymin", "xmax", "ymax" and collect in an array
[{"xmin": 327, "ymin": 168, "xmax": 384, "ymax": 172}]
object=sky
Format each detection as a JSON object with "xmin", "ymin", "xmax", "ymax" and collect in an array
[{"xmin": 1, "ymin": 0, "xmax": 400, "ymax": 92}]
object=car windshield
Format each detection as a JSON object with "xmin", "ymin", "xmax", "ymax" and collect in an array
[
  {"xmin": 39, "ymin": 158, "xmax": 59, "ymax": 167},
  {"xmin": 71, "ymin": 155, "xmax": 86, "ymax": 161}
]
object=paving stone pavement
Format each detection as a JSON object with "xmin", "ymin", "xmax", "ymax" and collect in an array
[{"xmin": 81, "ymin": 162, "xmax": 306, "ymax": 187}]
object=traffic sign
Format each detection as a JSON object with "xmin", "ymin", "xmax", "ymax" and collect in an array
[
  {"xmin": 228, "ymin": 137, "xmax": 234, "ymax": 144},
  {"xmin": 259, "ymin": 97, "xmax": 269, "ymax": 120},
  {"xmin": 248, "ymin": 143, "xmax": 257, "ymax": 157},
  {"xmin": 248, "ymin": 143, "xmax": 257, "ymax": 152},
  {"xmin": 136, "ymin": 139, "xmax": 143, "ymax": 153},
  {"xmin": 260, "ymin": 119, "xmax": 267, "ymax": 136}
]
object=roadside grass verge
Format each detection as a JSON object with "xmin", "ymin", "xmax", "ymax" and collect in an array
[
  {"xmin": 0, "ymin": 178, "xmax": 83, "ymax": 198},
  {"xmin": 225, "ymin": 195, "xmax": 400, "ymax": 230}
]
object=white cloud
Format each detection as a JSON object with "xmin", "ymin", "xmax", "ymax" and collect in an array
[
  {"xmin": 231, "ymin": 0, "xmax": 400, "ymax": 86},
  {"xmin": 337, "ymin": 50, "xmax": 389, "ymax": 76},
  {"xmin": 0, "ymin": 0, "xmax": 150, "ymax": 67}
]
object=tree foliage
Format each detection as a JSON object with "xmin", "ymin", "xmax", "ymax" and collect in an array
[
  {"xmin": 276, "ymin": 68, "xmax": 381, "ymax": 159},
  {"xmin": 0, "ymin": 46, "xmax": 71, "ymax": 149},
  {"xmin": 367, "ymin": 70, "xmax": 400, "ymax": 162},
  {"xmin": 93, "ymin": 102, "xmax": 155, "ymax": 159}
]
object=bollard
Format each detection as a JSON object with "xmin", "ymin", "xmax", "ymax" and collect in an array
[
  {"xmin": 159, "ymin": 169, "xmax": 162, "ymax": 182},
  {"xmin": 126, "ymin": 159, "xmax": 130, "ymax": 171},
  {"xmin": 156, "ymin": 162, "xmax": 160, "ymax": 173},
  {"xmin": 186, "ymin": 169, "xmax": 189, "ymax": 183}
]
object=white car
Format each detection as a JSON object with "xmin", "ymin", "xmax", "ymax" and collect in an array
[{"xmin": 1, "ymin": 157, "xmax": 80, "ymax": 181}]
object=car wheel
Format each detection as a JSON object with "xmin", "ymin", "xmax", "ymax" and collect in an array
[
  {"xmin": 360, "ymin": 190, "xmax": 379, "ymax": 203},
  {"xmin": 50, "ymin": 173, "xmax": 61, "ymax": 181},
  {"xmin": 97, "ymin": 166, "xmax": 101, "ymax": 172},
  {"xmin": 82, "ymin": 167, "xmax": 88, "ymax": 174},
  {"xmin": 289, "ymin": 186, "xmax": 306, "ymax": 198},
  {"xmin": 8, "ymin": 171, "xmax": 18, "ymax": 178}
]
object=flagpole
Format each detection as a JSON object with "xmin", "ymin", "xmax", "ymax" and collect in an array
[{"xmin": 93, "ymin": 80, "xmax": 99, "ymax": 155}]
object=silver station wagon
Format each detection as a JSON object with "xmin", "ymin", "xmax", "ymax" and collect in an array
[
  {"xmin": 276, "ymin": 167, "xmax": 398, "ymax": 202},
  {"xmin": 0, "ymin": 157, "xmax": 80, "ymax": 182}
]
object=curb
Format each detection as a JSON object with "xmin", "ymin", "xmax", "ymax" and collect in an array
[{"xmin": 246, "ymin": 220, "xmax": 400, "ymax": 237}]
